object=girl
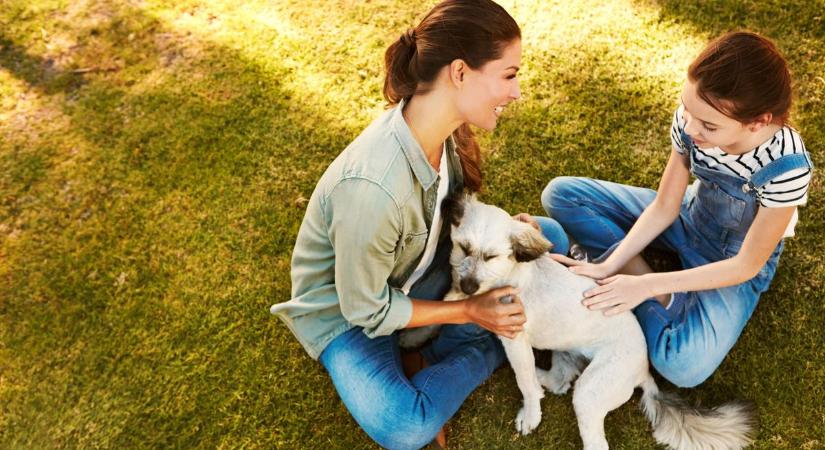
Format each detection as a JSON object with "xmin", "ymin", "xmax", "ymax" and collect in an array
[
  {"xmin": 543, "ymin": 31, "xmax": 813, "ymax": 388},
  {"xmin": 271, "ymin": 1, "xmax": 568, "ymax": 448}
]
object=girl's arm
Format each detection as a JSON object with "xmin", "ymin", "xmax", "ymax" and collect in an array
[
  {"xmin": 641, "ymin": 205, "xmax": 795, "ymax": 296},
  {"xmin": 572, "ymin": 148, "xmax": 691, "ymax": 279},
  {"xmin": 580, "ymin": 202, "xmax": 795, "ymax": 316}
]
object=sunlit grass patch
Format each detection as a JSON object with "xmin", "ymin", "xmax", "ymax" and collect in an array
[{"xmin": 1, "ymin": 0, "xmax": 822, "ymax": 448}]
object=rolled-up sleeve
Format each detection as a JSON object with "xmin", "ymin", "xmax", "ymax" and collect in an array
[{"xmin": 325, "ymin": 177, "xmax": 413, "ymax": 338}]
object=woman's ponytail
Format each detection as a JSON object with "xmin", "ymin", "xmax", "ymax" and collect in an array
[{"xmin": 383, "ymin": 29, "xmax": 419, "ymax": 105}]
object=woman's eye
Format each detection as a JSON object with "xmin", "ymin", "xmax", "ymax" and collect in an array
[{"xmin": 703, "ymin": 124, "xmax": 717, "ymax": 132}]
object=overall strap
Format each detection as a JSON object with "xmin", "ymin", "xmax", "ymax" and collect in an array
[{"xmin": 746, "ymin": 152, "xmax": 814, "ymax": 192}]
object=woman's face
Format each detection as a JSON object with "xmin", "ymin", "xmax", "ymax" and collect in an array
[
  {"xmin": 680, "ymin": 79, "xmax": 751, "ymax": 152},
  {"xmin": 457, "ymin": 39, "xmax": 522, "ymax": 131}
]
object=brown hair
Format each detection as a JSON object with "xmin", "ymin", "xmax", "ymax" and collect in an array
[
  {"xmin": 383, "ymin": 0, "xmax": 521, "ymax": 192},
  {"xmin": 688, "ymin": 31, "xmax": 792, "ymax": 125}
]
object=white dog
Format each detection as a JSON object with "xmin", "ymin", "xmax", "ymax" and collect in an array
[{"xmin": 401, "ymin": 194, "xmax": 754, "ymax": 450}]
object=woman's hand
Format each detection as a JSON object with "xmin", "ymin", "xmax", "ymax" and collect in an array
[
  {"xmin": 581, "ymin": 274, "xmax": 655, "ymax": 316},
  {"xmin": 512, "ymin": 213, "xmax": 540, "ymax": 231},
  {"xmin": 463, "ymin": 286, "xmax": 526, "ymax": 339},
  {"xmin": 549, "ymin": 254, "xmax": 616, "ymax": 280}
]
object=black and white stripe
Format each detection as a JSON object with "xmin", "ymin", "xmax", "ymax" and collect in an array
[{"xmin": 669, "ymin": 105, "xmax": 811, "ymax": 208}]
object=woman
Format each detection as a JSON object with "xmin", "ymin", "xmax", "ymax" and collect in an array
[{"xmin": 270, "ymin": 1, "xmax": 567, "ymax": 448}]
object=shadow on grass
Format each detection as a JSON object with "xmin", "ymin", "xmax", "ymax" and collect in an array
[
  {"xmin": 0, "ymin": 4, "xmax": 369, "ymax": 449},
  {"xmin": 1, "ymin": 0, "xmax": 823, "ymax": 449},
  {"xmin": 641, "ymin": 0, "xmax": 825, "ymax": 160}
]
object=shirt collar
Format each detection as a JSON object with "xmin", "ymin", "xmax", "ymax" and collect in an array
[{"xmin": 390, "ymin": 98, "xmax": 439, "ymax": 191}]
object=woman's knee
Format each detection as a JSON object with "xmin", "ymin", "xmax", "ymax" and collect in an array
[
  {"xmin": 359, "ymin": 404, "xmax": 443, "ymax": 450},
  {"xmin": 533, "ymin": 216, "xmax": 569, "ymax": 255}
]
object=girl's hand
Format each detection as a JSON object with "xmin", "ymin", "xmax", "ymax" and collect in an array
[
  {"xmin": 581, "ymin": 274, "xmax": 655, "ymax": 316},
  {"xmin": 464, "ymin": 286, "xmax": 526, "ymax": 339},
  {"xmin": 549, "ymin": 254, "xmax": 616, "ymax": 280},
  {"xmin": 512, "ymin": 213, "xmax": 540, "ymax": 231}
]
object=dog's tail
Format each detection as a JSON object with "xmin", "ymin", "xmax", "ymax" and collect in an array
[{"xmin": 639, "ymin": 375, "xmax": 756, "ymax": 450}]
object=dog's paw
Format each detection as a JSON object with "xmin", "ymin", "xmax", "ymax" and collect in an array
[
  {"xmin": 515, "ymin": 404, "xmax": 542, "ymax": 435},
  {"xmin": 536, "ymin": 368, "xmax": 571, "ymax": 395}
]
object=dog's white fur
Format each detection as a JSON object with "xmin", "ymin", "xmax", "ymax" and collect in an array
[{"xmin": 400, "ymin": 195, "xmax": 755, "ymax": 450}]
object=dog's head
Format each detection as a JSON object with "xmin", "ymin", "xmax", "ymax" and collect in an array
[{"xmin": 442, "ymin": 192, "xmax": 553, "ymax": 295}]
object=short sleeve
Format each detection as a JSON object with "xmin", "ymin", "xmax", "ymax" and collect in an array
[
  {"xmin": 759, "ymin": 129, "xmax": 812, "ymax": 208},
  {"xmin": 670, "ymin": 104, "xmax": 687, "ymax": 155}
]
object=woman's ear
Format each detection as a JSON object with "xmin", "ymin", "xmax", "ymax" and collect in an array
[{"xmin": 449, "ymin": 59, "xmax": 466, "ymax": 88}]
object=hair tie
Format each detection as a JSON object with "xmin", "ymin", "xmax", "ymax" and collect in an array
[{"xmin": 401, "ymin": 29, "xmax": 416, "ymax": 48}]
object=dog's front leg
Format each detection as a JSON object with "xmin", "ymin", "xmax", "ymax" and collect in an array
[{"xmin": 501, "ymin": 334, "xmax": 544, "ymax": 435}]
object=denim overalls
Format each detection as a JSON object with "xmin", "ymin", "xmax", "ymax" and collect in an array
[{"xmin": 541, "ymin": 131, "xmax": 813, "ymax": 387}]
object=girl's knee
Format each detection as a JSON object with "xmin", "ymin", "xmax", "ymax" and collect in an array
[
  {"xmin": 649, "ymin": 347, "xmax": 720, "ymax": 388},
  {"xmin": 541, "ymin": 176, "xmax": 583, "ymax": 212}
]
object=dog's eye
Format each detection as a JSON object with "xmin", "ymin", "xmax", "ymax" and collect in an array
[
  {"xmin": 459, "ymin": 243, "xmax": 471, "ymax": 255},
  {"xmin": 483, "ymin": 253, "xmax": 498, "ymax": 261}
]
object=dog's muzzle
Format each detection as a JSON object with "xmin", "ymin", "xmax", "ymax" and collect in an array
[{"xmin": 460, "ymin": 277, "xmax": 480, "ymax": 295}]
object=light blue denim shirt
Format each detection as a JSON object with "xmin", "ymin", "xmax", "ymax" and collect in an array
[{"xmin": 271, "ymin": 100, "xmax": 464, "ymax": 359}]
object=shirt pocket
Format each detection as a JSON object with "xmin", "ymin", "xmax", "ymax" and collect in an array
[{"xmin": 392, "ymin": 230, "xmax": 429, "ymax": 279}]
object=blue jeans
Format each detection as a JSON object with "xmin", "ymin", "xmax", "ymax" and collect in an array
[
  {"xmin": 320, "ymin": 324, "xmax": 503, "ymax": 450},
  {"xmin": 534, "ymin": 215, "xmax": 570, "ymax": 256},
  {"xmin": 319, "ymin": 217, "xmax": 568, "ymax": 449},
  {"xmin": 541, "ymin": 176, "xmax": 781, "ymax": 387}
]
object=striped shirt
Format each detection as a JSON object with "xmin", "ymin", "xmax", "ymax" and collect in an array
[
  {"xmin": 671, "ymin": 104, "xmax": 811, "ymax": 208},
  {"xmin": 670, "ymin": 105, "xmax": 812, "ymax": 237}
]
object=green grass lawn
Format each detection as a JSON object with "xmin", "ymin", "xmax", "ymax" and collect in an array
[{"xmin": 1, "ymin": 0, "xmax": 823, "ymax": 448}]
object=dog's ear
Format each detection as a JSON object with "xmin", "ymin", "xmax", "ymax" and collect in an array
[
  {"xmin": 510, "ymin": 221, "xmax": 553, "ymax": 262},
  {"xmin": 441, "ymin": 190, "xmax": 467, "ymax": 227}
]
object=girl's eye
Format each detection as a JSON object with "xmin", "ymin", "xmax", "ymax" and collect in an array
[{"xmin": 703, "ymin": 124, "xmax": 717, "ymax": 132}]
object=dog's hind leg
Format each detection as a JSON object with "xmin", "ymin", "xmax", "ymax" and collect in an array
[
  {"xmin": 501, "ymin": 335, "xmax": 544, "ymax": 435},
  {"xmin": 572, "ymin": 355, "xmax": 637, "ymax": 450},
  {"xmin": 537, "ymin": 351, "xmax": 584, "ymax": 395}
]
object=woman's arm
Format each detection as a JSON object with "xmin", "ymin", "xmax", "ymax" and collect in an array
[
  {"xmin": 327, "ymin": 178, "xmax": 527, "ymax": 338},
  {"xmin": 581, "ymin": 205, "xmax": 795, "ymax": 315},
  {"xmin": 407, "ymin": 286, "xmax": 526, "ymax": 339}
]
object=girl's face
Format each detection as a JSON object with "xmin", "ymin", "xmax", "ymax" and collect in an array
[
  {"xmin": 680, "ymin": 80, "xmax": 756, "ymax": 153},
  {"xmin": 456, "ymin": 39, "xmax": 522, "ymax": 131}
]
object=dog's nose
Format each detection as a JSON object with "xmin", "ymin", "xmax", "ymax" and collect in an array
[{"xmin": 460, "ymin": 277, "xmax": 479, "ymax": 295}]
